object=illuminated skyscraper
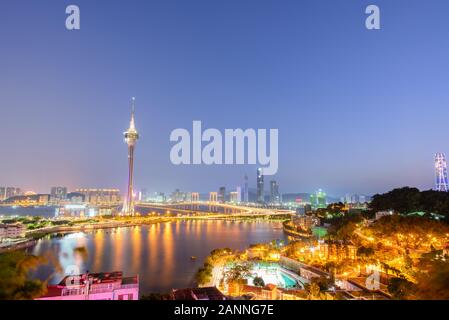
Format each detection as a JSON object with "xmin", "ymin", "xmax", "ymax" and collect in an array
[
  {"xmin": 76, "ymin": 189, "xmax": 121, "ymax": 205},
  {"xmin": 270, "ymin": 180, "xmax": 280, "ymax": 204},
  {"xmin": 236, "ymin": 186, "xmax": 242, "ymax": 202},
  {"xmin": 435, "ymin": 153, "xmax": 449, "ymax": 192},
  {"xmin": 218, "ymin": 186, "xmax": 226, "ymax": 203},
  {"xmin": 122, "ymin": 98, "xmax": 139, "ymax": 216},
  {"xmin": 310, "ymin": 189, "xmax": 326, "ymax": 209},
  {"xmin": 50, "ymin": 186, "xmax": 67, "ymax": 204},
  {"xmin": 257, "ymin": 168, "xmax": 264, "ymax": 203},
  {"xmin": 243, "ymin": 175, "xmax": 249, "ymax": 203},
  {"xmin": 229, "ymin": 191, "xmax": 239, "ymax": 203},
  {"xmin": 0, "ymin": 187, "xmax": 22, "ymax": 201}
]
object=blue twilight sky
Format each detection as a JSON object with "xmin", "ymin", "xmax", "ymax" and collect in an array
[{"xmin": 1, "ymin": 0, "xmax": 449, "ymax": 197}]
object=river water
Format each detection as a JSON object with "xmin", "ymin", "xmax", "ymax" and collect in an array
[{"xmin": 27, "ymin": 220, "xmax": 287, "ymax": 294}]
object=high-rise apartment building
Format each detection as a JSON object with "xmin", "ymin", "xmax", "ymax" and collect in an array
[
  {"xmin": 50, "ymin": 187, "xmax": 68, "ymax": 202},
  {"xmin": 257, "ymin": 168, "xmax": 264, "ymax": 203},
  {"xmin": 310, "ymin": 189, "xmax": 326, "ymax": 209},
  {"xmin": 75, "ymin": 189, "xmax": 121, "ymax": 205},
  {"xmin": 0, "ymin": 187, "xmax": 22, "ymax": 201},
  {"xmin": 243, "ymin": 175, "xmax": 249, "ymax": 203},
  {"xmin": 270, "ymin": 180, "xmax": 280, "ymax": 204},
  {"xmin": 218, "ymin": 187, "xmax": 226, "ymax": 203}
]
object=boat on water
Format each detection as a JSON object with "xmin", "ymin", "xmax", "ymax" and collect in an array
[{"xmin": 190, "ymin": 256, "xmax": 197, "ymax": 260}]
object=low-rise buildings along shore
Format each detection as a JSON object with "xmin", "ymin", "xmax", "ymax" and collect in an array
[
  {"xmin": 37, "ymin": 271, "xmax": 139, "ymax": 300},
  {"xmin": 0, "ymin": 223, "xmax": 26, "ymax": 239}
]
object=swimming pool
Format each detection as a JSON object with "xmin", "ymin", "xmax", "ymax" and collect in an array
[
  {"xmin": 280, "ymin": 272, "xmax": 298, "ymax": 288},
  {"xmin": 245, "ymin": 262, "xmax": 305, "ymax": 289}
]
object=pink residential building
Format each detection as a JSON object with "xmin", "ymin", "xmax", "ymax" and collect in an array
[{"xmin": 37, "ymin": 271, "xmax": 139, "ymax": 300}]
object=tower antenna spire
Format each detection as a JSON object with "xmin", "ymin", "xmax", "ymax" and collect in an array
[
  {"xmin": 129, "ymin": 97, "xmax": 136, "ymax": 131},
  {"xmin": 131, "ymin": 97, "xmax": 135, "ymax": 115}
]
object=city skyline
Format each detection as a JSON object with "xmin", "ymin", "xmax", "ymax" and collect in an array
[
  {"xmin": 2, "ymin": 1, "xmax": 449, "ymax": 304},
  {"xmin": 2, "ymin": 1, "xmax": 449, "ymax": 196}
]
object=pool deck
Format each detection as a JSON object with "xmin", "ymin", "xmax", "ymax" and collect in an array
[{"xmin": 218, "ymin": 262, "xmax": 307, "ymax": 290}]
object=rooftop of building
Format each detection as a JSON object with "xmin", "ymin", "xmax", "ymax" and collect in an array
[
  {"xmin": 2, "ymin": 194, "xmax": 49, "ymax": 201},
  {"xmin": 75, "ymin": 189, "xmax": 120, "ymax": 192},
  {"xmin": 298, "ymin": 264, "xmax": 331, "ymax": 278},
  {"xmin": 56, "ymin": 271, "xmax": 138, "ymax": 286},
  {"xmin": 0, "ymin": 223, "xmax": 25, "ymax": 229},
  {"xmin": 171, "ymin": 287, "xmax": 226, "ymax": 300},
  {"xmin": 39, "ymin": 271, "xmax": 139, "ymax": 298}
]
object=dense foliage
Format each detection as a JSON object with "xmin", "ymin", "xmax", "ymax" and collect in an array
[
  {"xmin": 414, "ymin": 250, "xmax": 449, "ymax": 300},
  {"xmin": 225, "ymin": 263, "xmax": 253, "ymax": 282},
  {"xmin": 0, "ymin": 252, "xmax": 47, "ymax": 300},
  {"xmin": 326, "ymin": 212, "xmax": 364, "ymax": 241},
  {"xmin": 370, "ymin": 215, "xmax": 449, "ymax": 239},
  {"xmin": 195, "ymin": 248, "xmax": 234, "ymax": 285},
  {"xmin": 370, "ymin": 187, "xmax": 449, "ymax": 220},
  {"xmin": 195, "ymin": 263, "xmax": 213, "ymax": 286},
  {"xmin": 387, "ymin": 277, "xmax": 416, "ymax": 299},
  {"xmin": 253, "ymin": 276, "xmax": 265, "ymax": 287},
  {"xmin": 303, "ymin": 276, "xmax": 334, "ymax": 300}
]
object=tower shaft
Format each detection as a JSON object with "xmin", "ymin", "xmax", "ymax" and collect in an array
[{"xmin": 124, "ymin": 144, "xmax": 136, "ymax": 216}]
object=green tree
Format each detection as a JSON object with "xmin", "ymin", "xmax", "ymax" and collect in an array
[
  {"xmin": 403, "ymin": 255, "xmax": 413, "ymax": 271},
  {"xmin": 370, "ymin": 187, "xmax": 449, "ymax": 220},
  {"xmin": 195, "ymin": 263, "xmax": 213, "ymax": 286},
  {"xmin": 0, "ymin": 251, "xmax": 47, "ymax": 300},
  {"xmin": 415, "ymin": 256, "xmax": 449, "ymax": 300},
  {"xmin": 387, "ymin": 277, "xmax": 416, "ymax": 300},
  {"xmin": 336, "ymin": 222, "xmax": 357, "ymax": 241},
  {"xmin": 357, "ymin": 246, "xmax": 375, "ymax": 258},
  {"xmin": 225, "ymin": 263, "xmax": 253, "ymax": 282},
  {"xmin": 253, "ymin": 276, "xmax": 265, "ymax": 287},
  {"xmin": 312, "ymin": 276, "xmax": 333, "ymax": 291},
  {"xmin": 326, "ymin": 212, "xmax": 364, "ymax": 242},
  {"xmin": 304, "ymin": 282, "xmax": 321, "ymax": 300},
  {"xmin": 304, "ymin": 276, "xmax": 333, "ymax": 300}
]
